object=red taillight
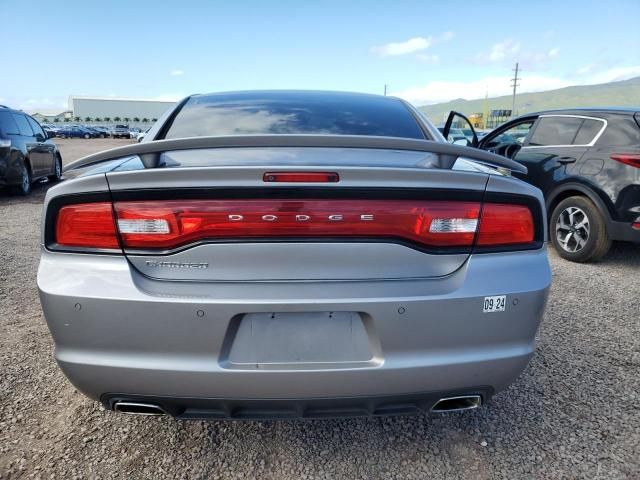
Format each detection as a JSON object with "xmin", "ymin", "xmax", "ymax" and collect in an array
[
  {"xmin": 263, "ymin": 172, "xmax": 340, "ymax": 183},
  {"xmin": 51, "ymin": 200, "xmax": 537, "ymax": 251},
  {"xmin": 611, "ymin": 153, "xmax": 640, "ymax": 168},
  {"xmin": 55, "ymin": 202, "xmax": 119, "ymax": 249},
  {"xmin": 113, "ymin": 200, "xmax": 482, "ymax": 250},
  {"xmin": 632, "ymin": 222, "xmax": 640, "ymax": 231},
  {"xmin": 477, "ymin": 204, "xmax": 534, "ymax": 246}
]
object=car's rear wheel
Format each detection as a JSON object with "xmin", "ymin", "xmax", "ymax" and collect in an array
[
  {"xmin": 48, "ymin": 155, "xmax": 62, "ymax": 182},
  {"xmin": 84, "ymin": 133, "xmax": 90, "ymax": 139},
  {"xmin": 10, "ymin": 163, "xmax": 32, "ymax": 196},
  {"xmin": 550, "ymin": 196, "xmax": 611, "ymax": 262}
]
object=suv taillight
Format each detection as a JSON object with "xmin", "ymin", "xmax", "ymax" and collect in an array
[
  {"xmin": 52, "ymin": 199, "xmax": 536, "ymax": 252},
  {"xmin": 611, "ymin": 153, "xmax": 640, "ymax": 168}
]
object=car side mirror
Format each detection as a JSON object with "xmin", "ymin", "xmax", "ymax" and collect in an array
[{"xmin": 453, "ymin": 138, "xmax": 470, "ymax": 146}]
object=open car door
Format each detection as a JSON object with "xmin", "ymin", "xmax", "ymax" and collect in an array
[{"xmin": 442, "ymin": 111, "xmax": 479, "ymax": 147}]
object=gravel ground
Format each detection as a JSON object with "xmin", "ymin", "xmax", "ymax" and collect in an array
[{"xmin": 1, "ymin": 140, "xmax": 638, "ymax": 479}]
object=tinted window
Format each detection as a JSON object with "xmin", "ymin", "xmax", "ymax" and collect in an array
[
  {"xmin": 596, "ymin": 116, "xmax": 640, "ymax": 147},
  {"xmin": 0, "ymin": 111, "xmax": 20, "ymax": 135},
  {"xmin": 26, "ymin": 116, "xmax": 45, "ymax": 139},
  {"xmin": 12, "ymin": 114, "xmax": 34, "ymax": 137},
  {"xmin": 163, "ymin": 92, "xmax": 426, "ymax": 140},
  {"xmin": 528, "ymin": 116, "xmax": 583, "ymax": 146},
  {"xmin": 573, "ymin": 118, "xmax": 605, "ymax": 145}
]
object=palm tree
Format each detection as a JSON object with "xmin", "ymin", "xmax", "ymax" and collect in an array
[
  {"xmin": 142, "ymin": 118, "xmax": 149, "ymax": 123},
  {"xmin": 94, "ymin": 117, "xmax": 102, "ymax": 123},
  {"xmin": 133, "ymin": 117, "xmax": 140, "ymax": 123},
  {"xmin": 74, "ymin": 116, "xmax": 81, "ymax": 122},
  {"xmin": 151, "ymin": 118, "xmax": 158, "ymax": 122},
  {"xmin": 53, "ymin": 118, "xmax": 60, "ymax": 123},
  {"xmin": 123, "ymin": 117, "xmax": 131, "ymax": 124},
  {"xmin": 84, "ymin": 117, "xmax": 92, "ymax": 123},
  {"xmin": 103, "ymin": 117, "xmax": 111, "ymax": 123},
  {"xmin": 113, "ymin": 116, "xmax": 121, "ymax": 122}
]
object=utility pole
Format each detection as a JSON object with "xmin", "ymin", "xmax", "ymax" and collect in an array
[
  {"xmin": 510, "ymin": 62, "xmax": 520, "ymax": 119},
  {"xmin": 483, "ymin": 86, "xmax": 489, "ymax": 130},
  {"xmin": 384, "ymin": 84, "xmax": 389, "ymax": 96}
]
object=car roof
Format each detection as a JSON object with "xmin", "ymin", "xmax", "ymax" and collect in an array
[
  {"xmin": 190, "ymin": 89, "xmax": 405, "ymax": 104},
  {"xmin": 530, "ymin": 107, "xmax": 639, "ymax": 116}
]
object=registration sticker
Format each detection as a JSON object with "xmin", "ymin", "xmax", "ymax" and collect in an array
[{"xmin": 483, "ymin": 295, "xmax": 506, "ymax": 313}]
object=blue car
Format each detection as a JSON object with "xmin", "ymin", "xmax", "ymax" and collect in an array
[{"xmin": 57, "ymin": 126, "xmax": 93, "ymax": 139}]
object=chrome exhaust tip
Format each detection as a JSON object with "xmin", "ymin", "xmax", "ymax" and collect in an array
[
  {"xmin": 431, "ymin": 395, "xmax": 482, "ymax": 413},
  {"xmin": 113, "ymin": 401, "xmax": 167, "ymax": 416}
]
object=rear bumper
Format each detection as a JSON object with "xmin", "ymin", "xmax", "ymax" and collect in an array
[
  {"xmin": 102, "ymin": 388, "xmax": 494, "ymax": 420},
  {"xmin": 38, "ymin": 246, "xmax": 551, "ymax": 414}
]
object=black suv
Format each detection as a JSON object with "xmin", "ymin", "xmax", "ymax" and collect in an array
[
  {"xmin": 0, "ymin": 106, "xmax": 63, "ymax": 195},
  {"xmin": 444, "ymin": 108, "xmax": 640, "ymax": 262}
]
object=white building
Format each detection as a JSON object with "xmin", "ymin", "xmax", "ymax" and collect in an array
[
  {"xmin": 29, "ymin": 110, "xmax": 72, "ymax": 123},
  {"xmin": 68, "ymin": 96, "xmax": 177, "ymax": 126}
]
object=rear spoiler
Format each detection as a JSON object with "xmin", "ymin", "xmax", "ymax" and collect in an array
[{"xmin": 64, "ymin": 135, "xmax": 527, "ymax": 174}]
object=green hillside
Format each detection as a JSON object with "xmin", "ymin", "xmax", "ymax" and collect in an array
[{"xmin": 418, "ymin": 76, "xmax": 640, "ymax": 125}]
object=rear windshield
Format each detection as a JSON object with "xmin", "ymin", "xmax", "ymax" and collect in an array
[{"xmin": 162, "ymin": 92, "xmax": 426, "ymax": 140}]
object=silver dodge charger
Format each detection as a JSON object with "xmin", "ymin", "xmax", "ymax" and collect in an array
[{"xmin": 38, "ymin": 91, "xmax": 551, "ymax": 419}]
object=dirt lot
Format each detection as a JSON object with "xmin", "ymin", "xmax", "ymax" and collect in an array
[
  {"xmin": 54, "ymin": 137, "xmax": 136, "ymax": 166},
  {"xmin": 0, "ymin": 139, "xmax": 638, "ymax": 479}
]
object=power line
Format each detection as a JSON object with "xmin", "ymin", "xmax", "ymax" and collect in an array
[{"xmin": 510, "ymin": 62, "xmax": 520, "ymax": 119}]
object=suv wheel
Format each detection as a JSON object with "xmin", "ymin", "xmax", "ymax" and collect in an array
[
  {"xmin": 11, "ymin": 163, "xmax": 32, "ymax": 196},
  {"xmin": 48, "ymin": 155, "xmax": 62, "ymax": 182},
  {"xmin": 550, "ymin": 196, "xmax": 611, "ymax": 262}
]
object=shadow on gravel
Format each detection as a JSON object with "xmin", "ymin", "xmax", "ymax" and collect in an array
[
  {"xmin": 0, "ymin": 178, "xmax": 55, "ymax": 206},
  {"xmin": 593, "ymin": 241, "xmax": 640, "ymax": 267}
]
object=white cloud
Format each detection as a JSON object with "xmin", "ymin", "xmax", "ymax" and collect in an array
[
  {"xmin": 371, "ymin": 32, "xmax": 454, "ymax": 58},
  {"xmin": 371, "ymin": 37, "xmax": 432, "ymax": 57},
  {"xmin": 169, "ymin": 69, "xmax": 184, "ymax": 76},
  {"xmin": 416, "ymin": 53, "xmax": 440, "ymax": 63},
  {"xmin": 474, "ymin": 39, "xmax": 560, "ymax": 68},
  {"xmin": 391, "ymin": 65, "xmax": 640, "ymax": 105},
  {"xmin": 587, "ymin": 65, "xmax": 640, "ymax": 83},
  {"xmin": 575, "ymin": 63, "xmax": 596, "ymax": 76},
  {"xmin": 476, "ymin": 39, "xmax": 521, "ymax": 63}
]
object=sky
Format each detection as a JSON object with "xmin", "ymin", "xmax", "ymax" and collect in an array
[{"xmin": 1, "ymin": 0, "xmax": 639, "ymax": 112}]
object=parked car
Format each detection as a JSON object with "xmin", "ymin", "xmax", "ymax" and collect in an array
[
  {"xmin": 42, "ymin": 125, "xmax": 57, "ymax": 138},
  {"xmin": 111, "ymin": 124, "xmax": 130, "ymax": 139},
  {"xmin": 443, "ymin": 108, "xmax": 640, "ymax": 262},
  {"xmin": 129, "ymin": 127, "xmax": 141, "ymax": 139},
  {"xmin": 92, "ymin": 126, "xmax": 112, "ymax": 137},
  {"xmin": 136, "ymin": 128, "xmax": 150, "ymax": 142},
  {"xmin": 84, "ymin": 126, "xmax": 108, "ymax": 138},
  {"xmin": 38, "ymin": 91, "xmax": 551, "ymax": 420},
  {"xmin": 437, "ymin": 126, "xmax": 468, "ymax": 145},
  {"xmin": 0, "ymin": 106, "xmax": 63, "ymax": 195},
  {"xmin": 57, "ymin": 126, "xmax": 93, "ymax": 139}
]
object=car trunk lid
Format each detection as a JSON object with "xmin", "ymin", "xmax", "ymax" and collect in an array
[{"xmin": 104, "ymin": 147, "xmax": 490, "ymax": 281}]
